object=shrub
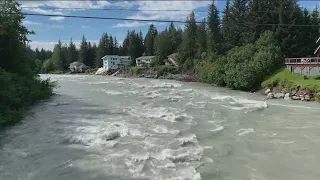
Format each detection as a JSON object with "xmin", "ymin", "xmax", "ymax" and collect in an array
[
  {"xmin": 0, "ymin": 69, "xmax": 55, "ymax": 127},
  {"xmin": 130, "ymin": 66, "xmax": 146, "ymax": 74},
  {"xmin": 156, "ymin": 65, "xmax": 179, "ymax": 76}
]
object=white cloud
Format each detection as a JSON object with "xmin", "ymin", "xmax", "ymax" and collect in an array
[
  {"xmin": 22, "ymin": 20, "xmax": 42, "ymax": 26},
  {"xmin": 113, "ymin": 1, "xmax": 134, "ymax": 9},
  {"xmin": 81, "ymin": 25, "xmax": 89, "ymax": 29},
  {"xmin": 128, "ymin": 1, "xmax": 211, "ymax": 21},
  {"xmin": 49, "ymin": 16, "xmax": 65, "ymax": 21},
  {"xmin": 113, "ymin": 21, "xmax": 146, "ymax": 28},
  {"xmin": 28, "ymin": 40, "xmax": 99, "ymax": 51}
]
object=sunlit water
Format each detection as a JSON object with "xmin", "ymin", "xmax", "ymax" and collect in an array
[{"xmin": 1, "ymin": 74, "xmax": 320, "ymax": 180}]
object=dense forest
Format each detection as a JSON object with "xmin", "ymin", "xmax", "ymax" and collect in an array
[
  {"xmin": 0, "ymin": 0, "xmax": 55, "ymax": 127},
  {"xmin": 42, "ymin": 0, "xmax": 320, "ymax": 91}
]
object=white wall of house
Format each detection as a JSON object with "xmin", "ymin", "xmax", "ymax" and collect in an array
[
  {"xmin": 136, "ymin": 58, "xmax": 154, "ymax": 67},
  {"xmin": 102, "ymin": 55, "xmax": 131, "ymax": 70}
]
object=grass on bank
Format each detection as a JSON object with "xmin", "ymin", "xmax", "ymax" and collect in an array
[{"xmin": 262, "ymin": 68, "xmax": 320, "ymax": 92}]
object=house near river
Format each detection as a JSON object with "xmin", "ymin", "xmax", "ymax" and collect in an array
[
  {"xmin": 285, "ymin": 37, "xmax": 320, "ymax": 76},
  {"xmin": 136, "ymin": 56, "xmax": 155, "ymax": 67},
  {"xmin": 102, "ymin": 55, "xmax": 131, "ymax": 70}
]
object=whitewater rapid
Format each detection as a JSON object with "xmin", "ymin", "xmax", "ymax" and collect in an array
[{"xmin": 0, "ymin": 74, "xmax": 320, "ymax": 180}]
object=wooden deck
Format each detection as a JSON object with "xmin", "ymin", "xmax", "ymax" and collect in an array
[{"xmin": 285, "ymin": 57, "xmax": 320, "ymax": 66}]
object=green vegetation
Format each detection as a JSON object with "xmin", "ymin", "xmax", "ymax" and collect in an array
[
  {"xmin": 129, "ymin": 66, "xmax": 146, "ymax": 74},
  {"xmin": 0, "ymin": 1, "xmax": 55, "ymax": 128},
  {"xmin": 262, "ymin": 68, "xmax": 320, "ymax": 92},
  {"xmin": 156, "ymin": 66, "xmax": 179, "ymax": 76},
  {"xmin": 196, "ymin": 31, "xmax": 283, "ymax": 91}
]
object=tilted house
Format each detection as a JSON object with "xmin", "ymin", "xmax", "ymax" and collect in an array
[{"xmin": 164, "ymin": 53, "xmax": 178, "ymax": 66}]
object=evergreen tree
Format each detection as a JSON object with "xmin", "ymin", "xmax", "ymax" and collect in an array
[
  {"xmin": 52, "ymin": 40, "xmax": 63, "ymax": 70},
  {"xmin": 61, "ymin": 43, "xmax": 68, "ymax": 69},
  {"xmin": 221, "ymin": 0, "xmax": 250, "ymax": 50},
  {"xmin": 168, "ymin": 22, "xmax": 183, "ymax": 53},
  {"xmin": 67, "ymin": 38, "xmax": 78, "ymax": 65},
  {"xmin": 144, "ymin": 24, "xmax": 158, "ymax": 55},
  {"xmin": 196, "ymin": 19, "xmax": 207, "ymax": 59},
  {"xmin": 86, "ymin": 42, "xmax": 94, "ymax": 67},
  {"xmin": 207, "ymin": 1, "xmax": 222, "ymax": 54},
  {"xmin": 95, "ymin": 33, "xmax": 108, "ymax": 68},
  {"xmin": 154, "ymin": 31, "xmax": 173, "ymax": 65},
  {"xmin": 35, "ymin": 48, "xmax": 40, "ymax": 60},
  {"xmin": 113, "ymin": 36, "xmax": 119, "ymax": 55},
  {"xmin": 109, "ymin": 36, "xmax": 114, "ymax": 55},
  {"xmin": 79, "ymin": 35, "xmax": 89, "ymax": 65},
  {"xmin": 179, "ymin": 11, "xmax": 197, "ymax": 65},
  {"xmin": 91, "ymin": 43, "xmax": 97, "ymax": 66}
]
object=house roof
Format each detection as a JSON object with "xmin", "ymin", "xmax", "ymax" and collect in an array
[
  {"xmin": 101, "ymin": 55, "xmax": 130, "ymax": 59},
  {"xmin": 120, "ymin": 56, "xmax": 130, "ymax": 58},
  {"xmin": 136, "ymin": 56, "xmax": 155, "ymax": 60},
  {"xmin": 69, "ymin": 61, "xmax": 83, "ymax": 66},
  {"xmin": 168, "ymin": 53, "xmax": 178, "ymax": 59}
]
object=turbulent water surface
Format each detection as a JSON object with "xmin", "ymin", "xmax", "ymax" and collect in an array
[{"xmin": 1, "ymin": 74, "xmax": 320, "ymax": 180}]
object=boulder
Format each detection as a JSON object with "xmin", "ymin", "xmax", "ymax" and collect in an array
[
  {"xmin": 95, "ymin": 68, "xmax": 108, "ymax": 75},
  {"xmin": 284, "ymin": 93, "xmax": 291, "ymax": 100},
  {"xmin": 267, "ymin": 93, "xmax": 274, "ymax": 99},
  {"xmin": 305, "ymin": 94, "xmax": 311, "ymax": 101},
  {"xmin": 264, "ymin": 89, "xmax": 271, "ymax": 95},
  {"xmin": 291, "ymin": 96, "xmax": 300, "ymax": 100},
  {"xmin": 274, "ymin": 92, "xmax": 285, "ymax": 99}
]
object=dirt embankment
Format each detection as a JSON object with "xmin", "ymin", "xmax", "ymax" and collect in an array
[{"xmin": 116, "ymin": 68, "xmax": 197, "ymax": 82}]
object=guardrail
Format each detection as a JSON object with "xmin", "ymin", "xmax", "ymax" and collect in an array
[{"xmin": 285, "ymin": 57, "xmax": 320, "ymax": 64}]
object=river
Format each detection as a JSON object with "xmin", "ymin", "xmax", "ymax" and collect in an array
[{"xmin": 1, "ymin": 74, "xmax": 320, "ymax": 180}]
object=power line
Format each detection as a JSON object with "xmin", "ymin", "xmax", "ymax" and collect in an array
[
  {"xmin": 20, "ymin": 6, "xmax": 204, "ymax": 12},
  {"xmin": 20, "ymin": 6, "xmax": 313, "ymax": 14},
  {"xmin": 9, "ymin": 12, "xmax": 320, "ymax": 27}
]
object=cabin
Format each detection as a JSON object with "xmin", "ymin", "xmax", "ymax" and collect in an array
[
  {"xmin": 102, "ymin": 55, "xmax": 131, "ymax": 70},
  {"xmin": 136, "ymin": 56, "xmax": 155, "ymax": 67}
]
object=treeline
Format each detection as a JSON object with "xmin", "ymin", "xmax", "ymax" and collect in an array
[
  {"xmin": 0, "ymin": 1, "xmax": 54, "ymax": 127},
  {"xmin": 181, "ymin": 0, "xmax": 320, "ymax": 91},
  {"xmin": 43, "ymin": 0, "xmax": 319, "ymax": 90}
]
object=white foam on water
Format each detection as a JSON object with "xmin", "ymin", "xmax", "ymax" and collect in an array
[
  {"xmin": 95, "ymin": 89, "xmax": 123, "ymax": 95},
  {"xmin": 128, "ymin": 106, "xmax": 193, "ymax": 123},
  {"xmin": 236, "ymin": 128, "xmax": 255, "ymax": 136},
  {"xmin": 131, "ymin": 152, "xmax": 151, "ymax": 162},
  {"xmin": 177, "ymin": 134, "xmax": 199, "ymax": 146},
  {"xmin": 210, "ymin": 125, "xmax": 225, "ymax": 132}
]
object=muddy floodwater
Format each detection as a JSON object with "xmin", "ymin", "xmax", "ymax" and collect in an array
[{"xmin": 1, "ymin": 74, "xmax": 320, "ymax": 180}]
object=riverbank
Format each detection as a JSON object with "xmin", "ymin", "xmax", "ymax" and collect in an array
[
  {"xmin": 114, "ymin": 66, "xmax": 197, "ymax": 82},
  {"xmin": 261, "ymin": 68, "xmax": 320, "ymax": 102},
  {"xmin": 114, "ymin": 67, "xmax": 320, "ymax": 103}
]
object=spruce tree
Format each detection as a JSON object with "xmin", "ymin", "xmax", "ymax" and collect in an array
[
  {"xmin": 196, "ymin": 19, "xmax": 207, "ymax": 59},
  {"xmin": 67, "ymin": 38, "xmax": 78, "ymax": 65},
  {"xmin": 179, "ymin": 11, "xmax": 197, "ymax": 63},
  {"xmin": 79, "ymin": 35, "xmax": 89, "ymax": 65},
  {"xmin": 52, "ymin": 40, "xmax": 63, "ymax": 70},
  {"xmin": 207, "ymin": 1, "xmax": 222, "ymax": 54},
  {"xmin": 144, "ymin": 24, "xmax": 158, "ymax": 55}
]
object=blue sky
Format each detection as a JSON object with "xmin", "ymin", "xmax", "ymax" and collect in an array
[{"xmin": 20, "ymin": 0, "xmax": 320, "ymax": 50}]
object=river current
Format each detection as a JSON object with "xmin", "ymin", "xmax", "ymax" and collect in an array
[{"xmin": 1, "ymin": 74, "xmax": 320, "ymax": 180}]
